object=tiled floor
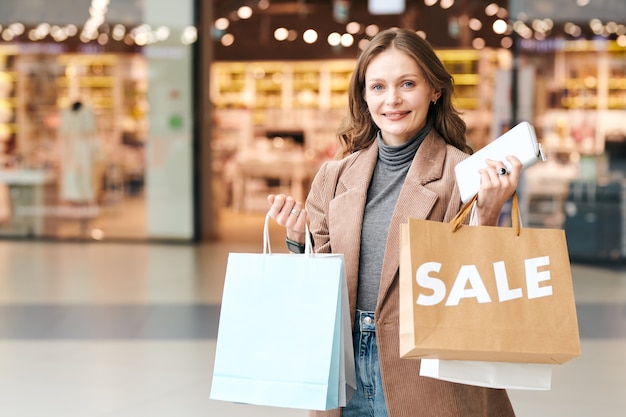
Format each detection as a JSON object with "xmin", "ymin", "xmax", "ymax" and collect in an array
[{"xmin": 0, "ymin": 210, "xmax": 624, "ymax": 416}]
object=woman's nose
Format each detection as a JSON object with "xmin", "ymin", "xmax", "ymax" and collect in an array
[{"xmin": 385, "ymin": 88, "xmax": 401, "ymax": 104}]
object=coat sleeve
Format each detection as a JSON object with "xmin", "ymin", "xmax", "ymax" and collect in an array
[
  {"xmin": 305, "ymin": 161, "xmax": 334, "ymax": 254},
  {"xmin": 442, "ymin": 145, "xmax": 469, "ymax": 223}
]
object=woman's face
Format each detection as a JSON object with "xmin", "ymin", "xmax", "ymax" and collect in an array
[{"xmin": 364, "ymin": 47, "xmax": 439, "ymax": 146}]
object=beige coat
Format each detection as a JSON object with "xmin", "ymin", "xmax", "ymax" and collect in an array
[{"xmin": 306, "ymin": 131, "xmax": 515, "ymax": 417}]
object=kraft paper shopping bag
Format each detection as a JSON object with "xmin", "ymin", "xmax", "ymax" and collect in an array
[
  {"xmin": 210, "ymin": 212, "xmax": 355, "ymax": 410},
  {"xmin": 399, "ymin": 194, "xmax": 581, "ymax": 364}
]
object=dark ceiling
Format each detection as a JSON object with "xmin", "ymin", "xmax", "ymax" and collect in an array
[{"xmin": 211, "ymin": 0, "xmax": 512, "ymax": 61}]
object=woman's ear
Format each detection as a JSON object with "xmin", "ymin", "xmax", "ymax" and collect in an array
[{"xmin": 433, "ymin": 90, "xmax": 442, "ymax": 102}]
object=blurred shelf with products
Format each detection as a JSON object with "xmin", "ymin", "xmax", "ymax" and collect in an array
[
  {"xmin": 534, "ymin": 40, "xmax": 626, "ymax": 157},
  {"xmin": 211, "ymin": 59, "xmax": 356, "ymax": 112},
  {"xmin": 0, "ymin": 45, "xmax": 18, "ymax": 167},
  {"xmin": 0, "ymin": 50, "xmax": 149, "ymax": 238},
  {"xmin": 518, "ymin": 39, "xmax": 626, "ymax": 245},
  {"xmin": 210, "ymin": 51, "xmax": 501, "ymax": 212}
]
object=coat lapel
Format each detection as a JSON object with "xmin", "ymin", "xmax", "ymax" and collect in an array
[{"xmin": 328, "ymin": 142, "xmax": 379, "ymax": 315}]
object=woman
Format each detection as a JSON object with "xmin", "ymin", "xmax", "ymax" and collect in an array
[{"xmin": 267, "ymin": 28, "xmax": 521, "ymax": 417}]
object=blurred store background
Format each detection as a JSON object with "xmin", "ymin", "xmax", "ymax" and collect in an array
[{"xmin": 0, "ymin": 0, "xmax": 625, "ymax": 261}]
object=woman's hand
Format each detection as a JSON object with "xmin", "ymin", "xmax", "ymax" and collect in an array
[
  {"xmin": 267, "ymin": 194, "xmax": 308, "ymax": 243},
  {"xmin": 475, "ymin": 155, "xmax": 522, "ymax": 226}
]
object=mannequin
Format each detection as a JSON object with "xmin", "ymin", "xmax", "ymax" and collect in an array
[
  {"xmin": 57, "ymin": 99, "xmax": 99, "ymax": 204},
  {"xmin": 56, "ymin": 99, "xmax": 104, "ymax": 236}
]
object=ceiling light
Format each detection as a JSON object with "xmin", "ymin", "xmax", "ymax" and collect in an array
[
  {"xmin": 303, "ymin": 29, "xmax": 318, "ymax": 44},
  {"xmin": 500, "ymin": 37, "xmax": 513, "ymax": 48},
  {"xmin": 469, "ymin": 18, "xmax": 482, "ymax": 31},
  {"xmin": 340, "ymin": 33, "xmax": 354, "ymax": 47},
  {"xmin": 220, "ymin": 33, "xmax": 235, "ymax": 46},
  {"xmin": 274, "ymin": 27, "xmax": 288, "ymax": 41},
  {"xmin": 287, "ymin": 30, "xmax": 298, "ymax": 41},
  {"xmin": 365, "ymin": 24, "xmax": 379, "ymax": 37},
  {"xmin": 65, "ymin": 25, "xmax": 78, "ymax": 36},
  {"xmin": 181, "ymin": 26, "xmax": 197, "ymax": 44},
  {"xmin": 485, "ymin": 3, "xmax": 499, "ymax": 17},
  {"xmin": 215, "ymin": 18, "xmax": 230, "ymax": 31},
  {"xmin": 440, "ymin": 0, "xmax": 454, "ymax": 10},
  {"xmin": 565, "ymin": 22, "xmax": 582, "ymax": 37},
  {"xmin": 346, "ymin": 21, "xmax": 361, "ymax": 34},
  {"xmin": 492, "ymin": 19, "xmax": 508, "ymax": 35},
  {"xmin": 237, "ymin": 6, "xmax": 253, "ymax": 19},
  {"xmin": 606, "ymin": 21, "xmax": 618, "ymax": 33},
  {"xmin": 472, "ymin": 38, "xmax": 486, "ymax": 49},
  {"xmin": 112, "ymin": 24, "xmax": 125, "ymax": 40},
  {"xmin": 327, "ymin": 32, "xmax": 341, "ymax": 46}
]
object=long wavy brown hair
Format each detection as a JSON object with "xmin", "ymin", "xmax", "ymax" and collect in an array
[{"xmin": 335, "ymin": 27, "xmax": 471, "ymax": 158}]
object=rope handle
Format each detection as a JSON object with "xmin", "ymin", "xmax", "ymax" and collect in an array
[
  {"xmin": 451, "ymin": 192, "xmax": 521, "ymax": 236},
  {"xmin": 263, "ymin": 211, "xmax": 313, "ymax": 255}
]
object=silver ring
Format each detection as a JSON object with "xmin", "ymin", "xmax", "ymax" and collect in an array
[
  {"xmin": 290, "ymin": 209, "xmax": 300, "ymax": 216},
  {"xmin": 497, "ymin": 167, "xmax": 508, "ymax": 176}
]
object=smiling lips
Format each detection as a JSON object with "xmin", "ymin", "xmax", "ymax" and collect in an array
[{"xmin": 384, "ymin": 111, "xmax": 410, "ymax": 120}]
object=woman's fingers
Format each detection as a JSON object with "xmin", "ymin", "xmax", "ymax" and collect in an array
[{"xmin": 266, "ymin": 194, "xmax": 307, "ymax": 238}]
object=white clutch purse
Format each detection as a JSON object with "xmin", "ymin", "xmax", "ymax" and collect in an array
[{"xmin": 455, "ymin": 121, "xmax": 546, "ymax": 203}]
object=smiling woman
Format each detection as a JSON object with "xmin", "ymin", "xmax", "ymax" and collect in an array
[{"xmin": 265, "ymin": 27, "xmax": 521, "ymax": 417}]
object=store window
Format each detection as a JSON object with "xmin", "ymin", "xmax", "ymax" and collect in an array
[{"xmin": 0, "ymin": 0, "xmax": 195, "ymax": 241}]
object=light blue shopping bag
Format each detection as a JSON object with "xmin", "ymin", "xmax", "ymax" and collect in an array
[{"xmin": 210, "ymin": 213, "xmax": 355, "ymax": 410}]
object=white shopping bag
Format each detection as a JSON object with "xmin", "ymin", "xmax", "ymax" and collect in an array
[{"xmin": 419, "ymin": 359, "xmax": 552, "ymax": 390}]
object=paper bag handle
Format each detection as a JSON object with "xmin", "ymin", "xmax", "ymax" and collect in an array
[
  {"xmin": 263, "ymin": 211, "xmax": 313, "ymax": 255},
  {"xmin": 451, "ymin": 192, "xmax": 521, "ymax": 236}
]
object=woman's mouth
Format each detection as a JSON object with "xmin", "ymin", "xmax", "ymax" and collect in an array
[{"xmin": 384, "ymin": 111, "xmax": 409, "ymax": 121}]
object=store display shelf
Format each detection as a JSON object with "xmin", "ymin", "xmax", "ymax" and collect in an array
[
  {"xmin": 330, "ymin": 95, "xmax": 348, "ymax": 108},
  {"xmin": 608, "ymin": 78, "xmax": 626, "ymax": 89},
  {"xmin": 608, "ymin": 97, "xmax": 626, "ymax": 109},
  {"xmin": 57, "ymin": 76, "xmax": 114, "ymax": 88},
  {"xmin": 0, "ymin": 169, "xmax": 55, "ymax": 185},
  {"xmin": 0, "ymin": 123, "xmax": 17, "ymax": 133},
  {"xmin": 212, "ymin": 52, "xmax": 494, "ymax": 114},
  {"xmin": 561, "ymin": 97, "xmax": 597, "ymax": 108},
  {"xmin": 452, "ymin": 97, "xmax": 478, "ymax": 109},
  {"xmin": 57, "ymin": 54, "xmax": 117, "ymax": 66},
  {"xmin": 330, "ymin": 81, "xmax": 349, "ymax": 91},
  {"xmin": 451, "ymin": 73, "xmax": 480, "ymax": 85},
  {"xmin": 564, "ymin": 78, "xmax": 597, "ymax": 89},
  {"xmin": 0, "ymin": 97, "xmax": 17, "ymax": 107},
  {"xmin": 0, "ymin": 71, "xmax": 16, "ymax": 82}
]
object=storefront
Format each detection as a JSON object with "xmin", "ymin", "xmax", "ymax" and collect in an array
[
  {"xmin": 0, "ymin": 0, "xmax": 197, "ymax": 241},
  {"xmin": 1, "ymin": 0, "xmax": 626, "ymax": 252}
]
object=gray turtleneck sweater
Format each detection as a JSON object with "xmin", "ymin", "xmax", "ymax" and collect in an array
[{"xmin": 356, "ymin": 126, "xmax": 430, "ymax": 311}]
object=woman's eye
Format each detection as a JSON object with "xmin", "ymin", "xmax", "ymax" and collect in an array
[
  {"xmin": 371, "ymin": 84, "xmax": 384, "ymax": 91},
  {"xmin": 402, "ymin": 81, "xmax": 415, "ymax": 88}
]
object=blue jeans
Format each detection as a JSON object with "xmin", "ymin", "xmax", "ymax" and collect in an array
[{"xmin": 343, "ymin": 310, "xmax": 389, "ymax": 417}]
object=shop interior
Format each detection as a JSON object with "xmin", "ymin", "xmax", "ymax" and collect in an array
[
  {"xmin": 0, "ymin": 45, "xmax": 147, "ymax": 239},
  {"xmin": 1, "ymin": 0, "xmax": 626, "ymax": 255},
  {"xmin": 209, "ymin": 1, "xmax": 626, "ymax": 260}
]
